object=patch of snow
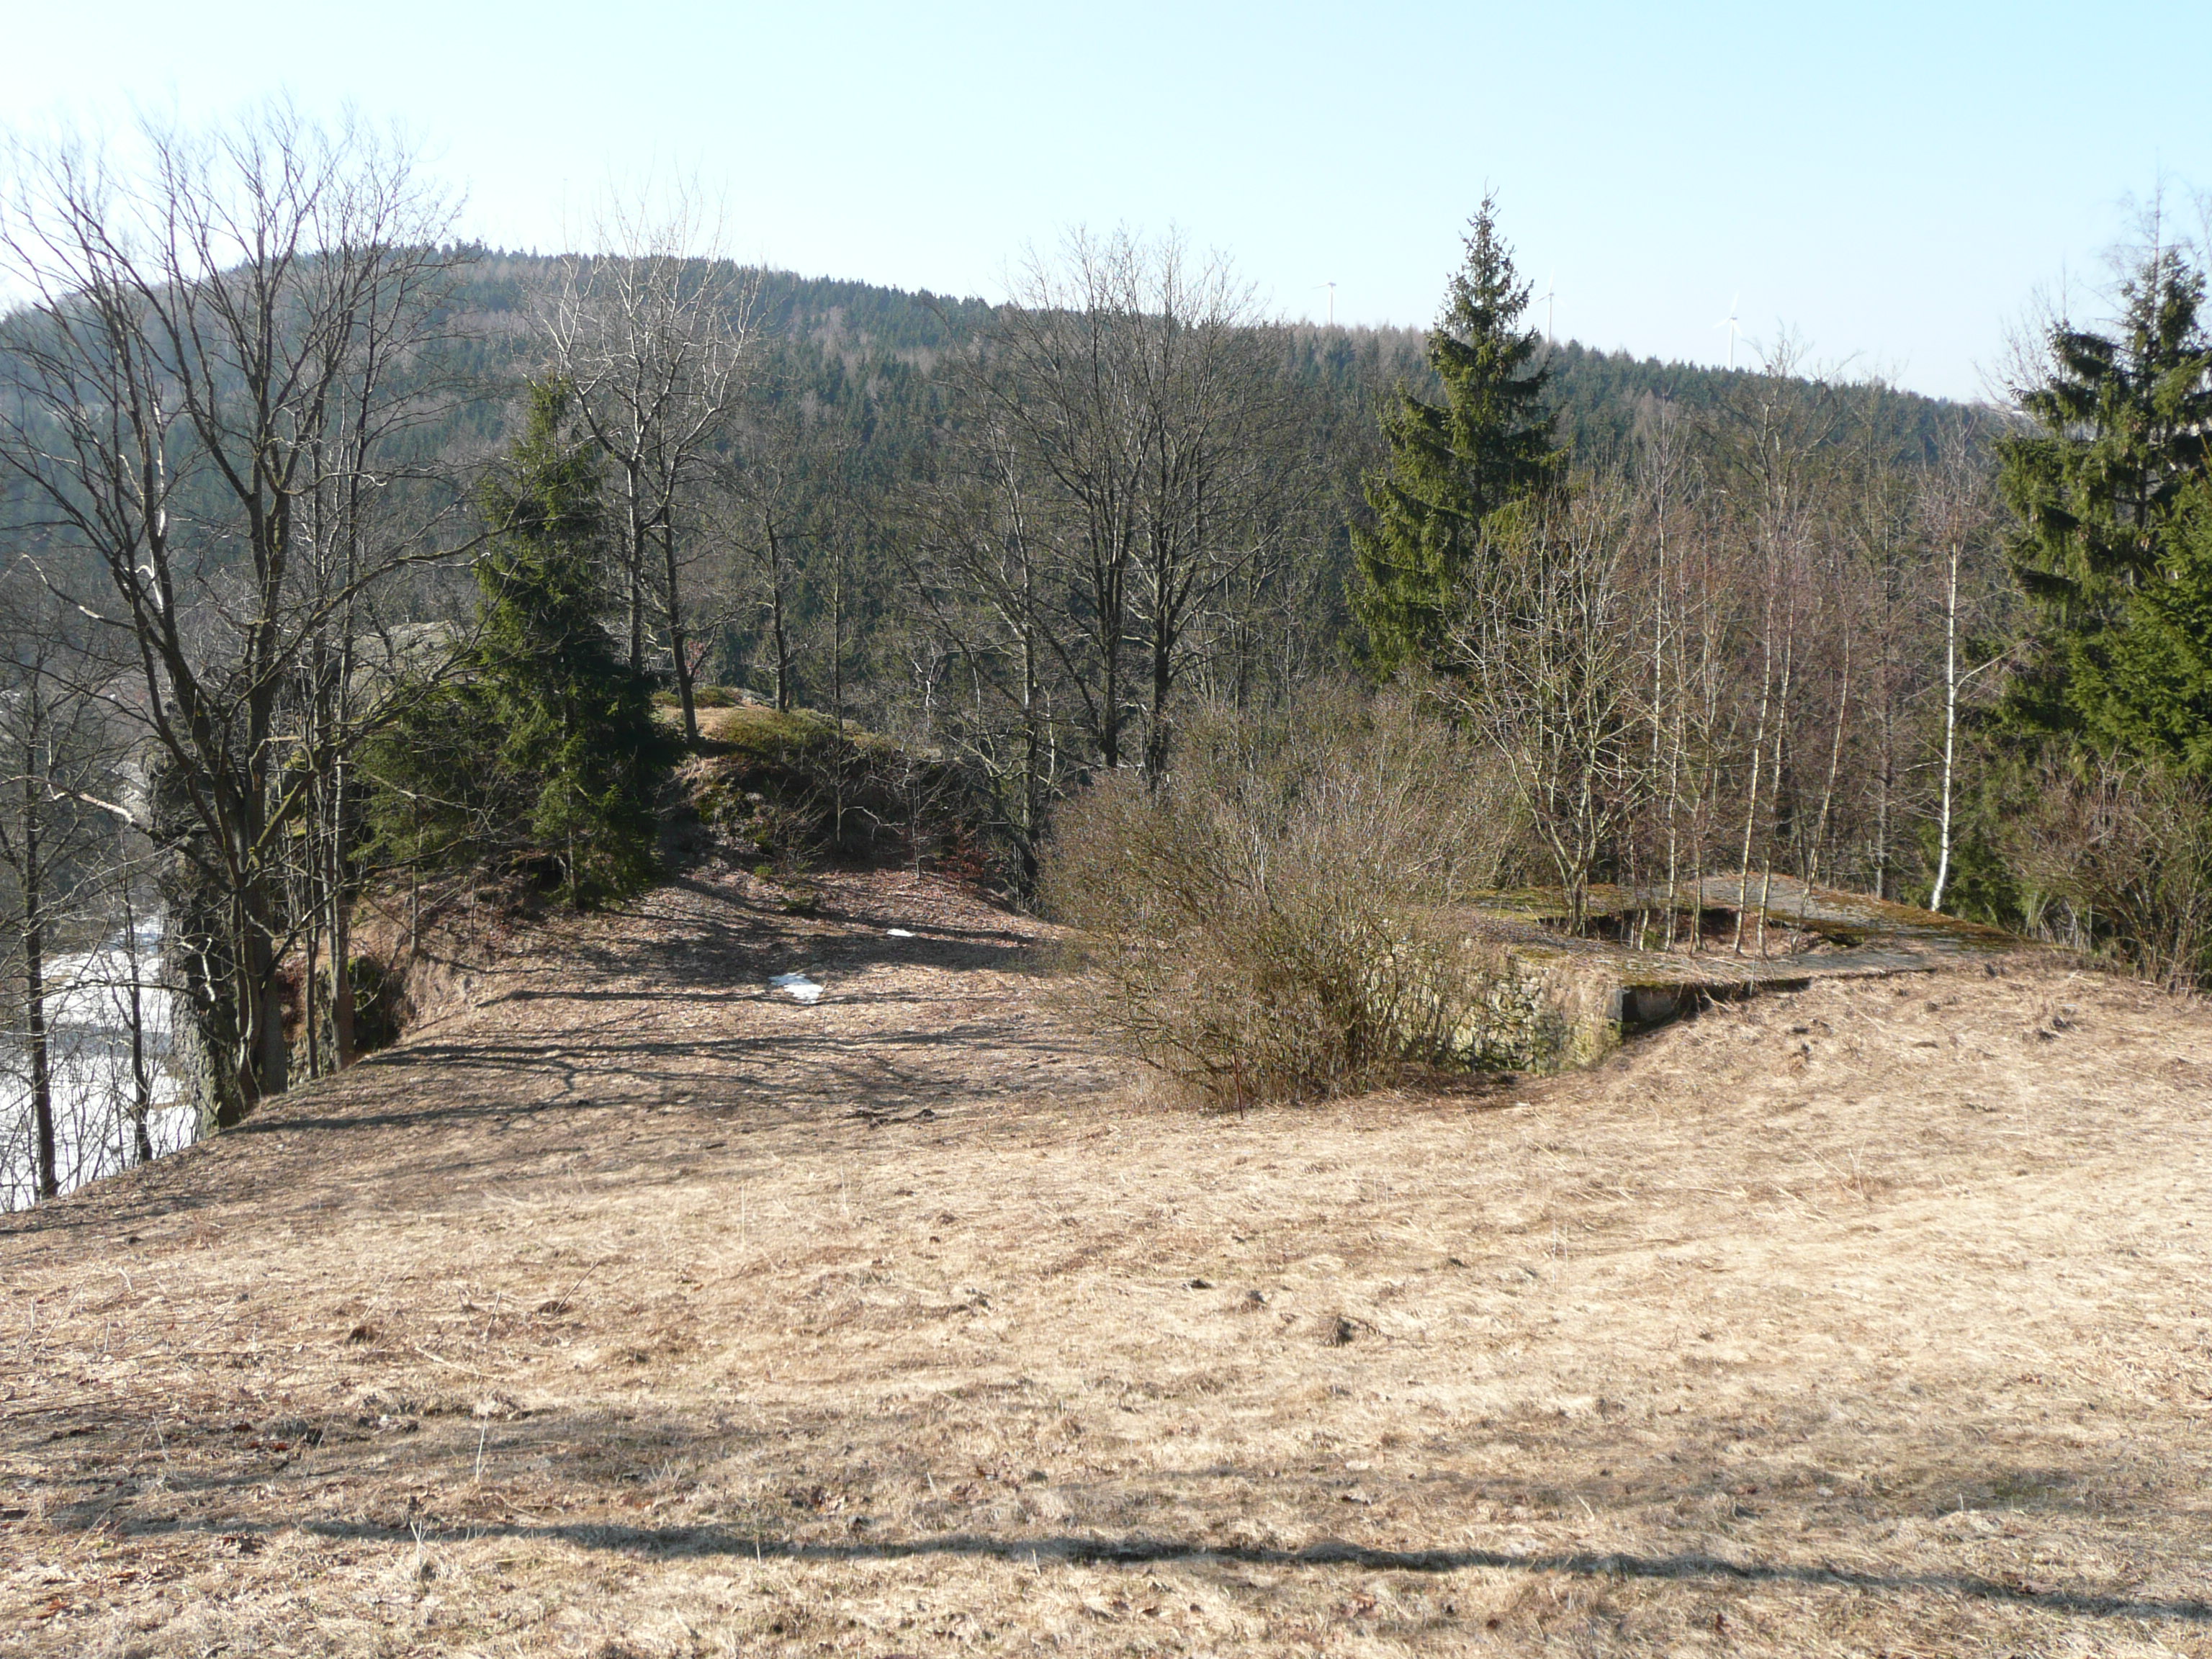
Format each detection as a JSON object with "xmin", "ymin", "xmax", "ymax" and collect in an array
[
  {"xmin": 3, "ymin": 928, "xmax": 184, "ymax": 1210},
  {"xmin": 42, "ymin": 942, "xmax": 175, "ymax": 1038},
  {"xmin": 886, "ymin": 928, "xmax": 916, "ymax": 938},
  {"xmin": 770, "ymin": 974, "xmax": 824, "ymax": 1004}
]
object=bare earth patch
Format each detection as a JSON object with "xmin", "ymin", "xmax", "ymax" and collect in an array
[{"xmin": 2, "ymin": 866, "xmax": 2208, "ymax": 1656}]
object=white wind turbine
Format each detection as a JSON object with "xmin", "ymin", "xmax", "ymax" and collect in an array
[
  {"xmin": 1315, "ymin": 280, "xmax": 1338, "ymax": 326},
  {"xmin": 1715, "ymin": 293, "xmax": 1743, "ymax": 370},
  {"xmin": 1536, "ymin": 270, "xmax": 1557, "ymax": 344}
]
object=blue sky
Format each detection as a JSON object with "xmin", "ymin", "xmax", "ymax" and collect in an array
[{"xmin": 5, "ymin": 0, "xmax": 2206, "ymax": 400}]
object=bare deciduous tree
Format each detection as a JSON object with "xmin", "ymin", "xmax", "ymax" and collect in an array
[
  {"xmin": 0, "ymin": 108, "xmax": 464, "ymax": 1126},
  {"xmin": 902, "ymin": 403, "xmax": 1069, "ymax": 882},
  {"xmin": 980, "ymin": 229, "xmax": 1288, "ymax": 779},
  {"xmin": 0, "ymin": 567, "xmax": 167, "ymax": 1207},
  {"xmin": 1439, "ymin": 480, "xmax": 1642, "ymax": 930},
  {"xmin": 1918, "ymin": 427, "xmax": 2008, "ymax": 914},
  {"xmin": 714, "ymin": 395, "xmax": 843, "ymax": 716},
  {"xmin": 544, "ymin": 192, "xmax": 757, "ymax": 742}
]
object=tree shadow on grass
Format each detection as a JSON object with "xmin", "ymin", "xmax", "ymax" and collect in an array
[
  {"xmin": 570, "ymin": 871, "xmax": 1039, "ymax": 990},
  {"xmin": 14, "ymin": 1395, "xmax": 2203, "ymax": 1628},
  {"xmin": 0, "ymin": 871, "xmax": 1064, "ymax": 1240},
  {"xmin": 53, "ymin": 1511, "xmax": 2212, "ymax": 1626}
]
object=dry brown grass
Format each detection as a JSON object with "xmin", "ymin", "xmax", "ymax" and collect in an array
[{"xmin": 2, "ymin": 866, "xmax": 2210, "ymax": 1656}]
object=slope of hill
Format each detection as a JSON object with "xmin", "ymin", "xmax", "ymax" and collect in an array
[
  {"xmin": 440, "ymin": 251, "xmax": 1975, "ymax": 462},
  {"xmin": 1, "ymin": 866, "xmax": 2206, "ymax": 1656},
  {"xmin": 384, "ymin": 253, "xmax": 1981, "ymax": 702}
]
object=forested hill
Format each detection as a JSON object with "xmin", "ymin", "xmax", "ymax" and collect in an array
[
  {"xmin": 0, "ymin": 243, "xmax": 1985, "ymax": 785},
  {"xmin": 439, "ymin": 249, "xmax": 1976, "ymax": 467},
  {"xmin": 0, "ymin": 246, "xmax": 1982, "ymax": 724},
  {"xmin": 268, "ymin": 247, "xmax": 1984, "ymax": 724}
]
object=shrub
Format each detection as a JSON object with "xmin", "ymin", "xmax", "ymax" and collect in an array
[
  {"xmin": 1040, "ymin": 687, "xmax": 1530, "ymax": 1106},
  {"xmin": 1997, "ymin": 755, "xmax": 2212, "ymax": 991}
]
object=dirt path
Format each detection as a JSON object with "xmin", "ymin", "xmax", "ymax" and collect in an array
[{"xmin": 2, "ymin": 868, "xmax": 2210, "ymax": 1656}]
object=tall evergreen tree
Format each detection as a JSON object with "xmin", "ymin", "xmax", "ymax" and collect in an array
[
  {"xmin": 2085, "ymin": 482, "xmax": 2212, "ymax": 775},
  {"xmin": 369, "ymin": 379, "xmax": 670, "ymax": 906},
  {"xmin": 1997, "ymin": 242, "xmax": 2212, "ymax": 742},
  {"xmin": 1351, "ymin": 197, "xmax": 1563, "ymax": 673}
]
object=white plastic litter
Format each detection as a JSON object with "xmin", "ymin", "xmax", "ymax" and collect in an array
[
  {"xmin": 770, "ymin": 974, "xmax": 824, "ymax": 1004},
  {"xmin": 886, "ymin": 928, "xmax": 916, "ymax": 938}
]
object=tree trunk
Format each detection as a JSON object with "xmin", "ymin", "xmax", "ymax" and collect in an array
[
  {"xmin": 825, "ymin": 534, "xmax": 845, "ymax": 849},
  {"xmin": 1732, "ymin": 649, "xmax": 1771, "ymax": 956},
  {"xmin": 1100, "ymin": 631, "xmax": 1123, "ymax": 772},
  {"xmin": 1811, "ymin": 631, "xmax": 1850, "ymax": 886},
  {"xmin": 328, "ymin": 782, "xmax": 356, "ymax": 1071},
  {"xmin": 120, "ymin": 855, "xmax": 156, "ymax": 1164},
  {"xmin": 626, "ymin": 462, "xmax": 648, "ymax": 676},
  {"xmin": 1020, "ymin": 562, "xmax": 1044, "ymax": 891},
  {"xmin": 244, "ymin": 915, "xmax": 289, "ymax": 1115},
  {"xmin": 767, "ymin": 521, "xmax": 792, "ymax": 713},
  {"xmin": 663, "ymin": 521, "xmax": 698, "ymax": 745},
  {"xmin": 1930, "ymin": 543, "xmax": 1961, "ymax": 914},
  {"xmin": 1146, "ymin": 585, "xmax": 1174, "ymax": 785},
  {"xmin": 23, "ymin": 758, "xmax": 54, "ymax": 1202},
  {"xmin": 304, "ymin": 913, "xmax": 322, "ymax": 1079}
]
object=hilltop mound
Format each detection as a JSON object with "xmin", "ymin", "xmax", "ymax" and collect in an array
[
  {"xmin": 1, "ymin": 868, "xmax": 2208, "ymax": 1655},
  {"xmin": 675, "ymin": 701, "xmax": 986, "ymax": 882}
]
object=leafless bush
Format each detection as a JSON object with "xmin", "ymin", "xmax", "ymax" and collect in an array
[
  {"xmin": 2002, "ymin": 757, "xmax": 2212, "ymax": 991},
  {"xmin": 1040, "ymin": 687, "xmax": 1528, "ymax": 1106}
]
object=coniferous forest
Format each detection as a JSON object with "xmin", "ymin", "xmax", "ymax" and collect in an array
[{"xmin": 1, "ymin": 110, "xmax": 2207, "ymax": 1200}]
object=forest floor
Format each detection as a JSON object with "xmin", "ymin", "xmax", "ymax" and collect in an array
[{"xmin": 1, "ymin": 866, "xmax": 2210, "ymax": 1658}]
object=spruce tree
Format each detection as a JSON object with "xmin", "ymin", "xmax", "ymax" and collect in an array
[
  {"xmin": 1351, "ymin": 197, "xmax": 1562, "ymax": 673},
  {"xmin": 1997, "ymin": 243, "xmax": 2212, "ymax": 743},
  {"xmin": 2082, "ymin": 482, "xmax": 2212, "ymax": 775},
  {"xmin": 369, "ymin": 379, "xmax": 670, "ymax": 905}
]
